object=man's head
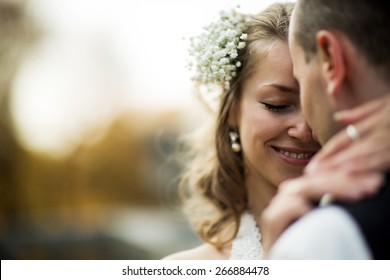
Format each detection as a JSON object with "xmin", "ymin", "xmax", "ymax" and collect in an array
[{"xmin": 289, "ymin": 0, "xmax": 390, "ymax": 145}]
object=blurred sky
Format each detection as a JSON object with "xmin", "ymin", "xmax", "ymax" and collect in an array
[{"xmin": 10, "ymin": 0, "xmax": 292, "ymax": 156}]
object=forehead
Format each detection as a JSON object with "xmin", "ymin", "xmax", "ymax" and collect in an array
[
  {"xmin": 264, "ymin": 40, "xmax": 292, "ymax": 70},
  {"xmin": 244, "ymin": 40, "xmax": 297, "ymax": 87}
]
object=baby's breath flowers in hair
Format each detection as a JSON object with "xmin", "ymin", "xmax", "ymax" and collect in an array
[{"xmin": 187, "ymin": 10, "xmax": 247, "ymax": 93}]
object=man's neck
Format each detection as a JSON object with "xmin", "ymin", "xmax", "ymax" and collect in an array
[{"xmin": 348, "ymin": 53, "xmax": 389, "ymax": 107}]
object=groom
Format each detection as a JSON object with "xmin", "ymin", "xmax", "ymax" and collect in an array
[{"xmin": 269, "ymin": 0, "xmax": 390, "ymax": 259}]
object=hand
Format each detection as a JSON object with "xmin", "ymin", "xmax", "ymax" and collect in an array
[
  {"xmin": 260, "ymin": 171, "xmax": 384, "ymax": 258},
  {"xmin": 305, "ymin": 95, "xmax": 390, "ymax": 174}
]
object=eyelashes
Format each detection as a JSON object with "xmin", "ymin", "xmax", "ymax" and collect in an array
[{"xmin": 260, "ymin": 102, "xmax": 292, "ymax": 112}]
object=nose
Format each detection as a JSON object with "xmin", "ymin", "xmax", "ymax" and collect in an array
[{"xmin": 287, "ymin": 114, "xmax": 314, "ymax": 143}]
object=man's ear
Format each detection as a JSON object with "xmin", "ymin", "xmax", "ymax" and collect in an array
[{"xmin": 315, "ymin": 30, "xmax": 346, "ymax": 99}]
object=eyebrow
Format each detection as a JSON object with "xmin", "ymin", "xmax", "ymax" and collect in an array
[{"xmin": 264, "ymin": 83, "xmax": 299, "ymax": 94}]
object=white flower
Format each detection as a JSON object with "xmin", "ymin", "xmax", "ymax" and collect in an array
[
  {"xmin": 187, "ymin": 9, "xmax": 248, "ymax": 91},
  {"xmin": 225, "ymin": 29, "xmax": 235, "ymax": 39},
  {"xmin": 226, "ymin": 42, "xmax": 235, "ymax": 50},
  {"xmin": 237, "ymin": 42, "xmax": 246, "ymax": 49},
  {"xmin": 230, "ymin": 50, "xmax": 238, "ymax": 59},
  {"xmin": 213, "ymin": 50, "xmax": 227, "ymax": 60},
  {"xmin": 219, "ymin": 58, "xmax": 230, "ymax": 65},
  {"xmin": 240, "ymin": 33, "xmax": 248, "ymax": 40}
]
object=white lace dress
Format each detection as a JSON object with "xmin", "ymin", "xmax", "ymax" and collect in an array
[{"xmin": 229, "ymin": 211, "xmax": 263, "ymax": 259}]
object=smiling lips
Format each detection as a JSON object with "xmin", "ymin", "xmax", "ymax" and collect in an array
[{"xmin": 273, "ymin": 146, "xmax": 317, "ymax": 165}]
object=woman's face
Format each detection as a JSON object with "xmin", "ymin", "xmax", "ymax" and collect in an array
[{"xmin": 234, "ymin": 40, "xmax": 321, "ymax": 188}]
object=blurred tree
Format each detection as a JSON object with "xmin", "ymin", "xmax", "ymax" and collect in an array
[
  {"xmin": 69, "ymin": 110, "xmax": 183, "ymax": 210},
  {"xmin": 0, "ymin": 0, "xmax": 39, "ymax": 239},
  {"xmin": 0, "ymin": 0, "xmax": 187, "ymax": 259}
]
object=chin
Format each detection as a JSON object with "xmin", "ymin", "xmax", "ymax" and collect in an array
[{"xmin": 275, "ymin": 169, "xmax": 303, "ymax": 186}]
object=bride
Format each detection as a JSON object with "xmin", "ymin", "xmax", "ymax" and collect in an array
[{"xmin": 165, "ymin": 2, "xmax": 390, "ymax": 259}]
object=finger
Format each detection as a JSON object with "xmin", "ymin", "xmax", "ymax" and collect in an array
[
  {"xmin": 263, "ymin": 194, "xmax": 312, "ymax": 232},
  {"xmin": 280, "ymin": 172, "xmax": 384, "ymax": 203},
  {"xmin": 263, "ymin": 170, "xmax": 383, "ymax": 255},
  {"xmin": 334, "ymin": 95, "xmax": 387, "ymax": 124},
  {"xmin": 321, "ymin": 130, "xmax": 390, "ymax": 170},
  {"xmin": 311, "ymin": 96, "xmax": 390, "ymax": 168},
  {"xmin": 318, "ymin": 133, "xmax": 390, "ymax": 173},
  {"xmin": 343, "ymin": 154, "xmax": 390, "ymax": 174},
  {"xmin": 306, "ymin": 116, "xmax": 377, "ymax": 171},
  {"xmin": 261, "ymin": 195, "xmax": 312, "ymax": 252}
]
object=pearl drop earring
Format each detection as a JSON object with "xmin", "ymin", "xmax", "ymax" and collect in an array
[{"xmin": 229, "ymin": 131, "xmax": 241, "ymax": 153}]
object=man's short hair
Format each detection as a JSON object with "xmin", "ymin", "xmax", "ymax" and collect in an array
[{"xmin": 293, "ymin": 0, "xmax": 390, "ymax": 78}]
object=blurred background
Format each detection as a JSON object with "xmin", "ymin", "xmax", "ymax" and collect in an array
[{"xmin": 0, "ymin": 0, "xmax": 285, "ymax": 259}]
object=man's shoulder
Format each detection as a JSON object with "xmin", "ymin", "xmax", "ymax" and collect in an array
[
  {"xmin": 339, "ymin": 172, "xmax": 390, "ymax": 259},
  {"xmin": 269, "ymin": 173, "xmax": 390, "ymax": 259},
  {"xmin": 269, "ymin": 206, "xmax": 371, "ymax": 259}
]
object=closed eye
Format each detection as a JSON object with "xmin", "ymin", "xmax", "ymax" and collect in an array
[{"xmin": 261, "ymin": 102, "xmax": 291, "ymax": 112}]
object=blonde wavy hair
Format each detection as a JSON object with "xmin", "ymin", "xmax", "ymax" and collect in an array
[{"xmin": 180, "ymin": 2, "xmax": 294, "ymax": 248}]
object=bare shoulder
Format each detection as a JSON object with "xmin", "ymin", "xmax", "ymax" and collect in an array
[{"xmin": 163, "ymin": 243, "xmax": 230, "ymax": 260}]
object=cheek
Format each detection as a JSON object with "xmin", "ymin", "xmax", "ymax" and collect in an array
[{"xmin": 239, "ymin": 108, "xmax": 285, "ymax": 151}]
